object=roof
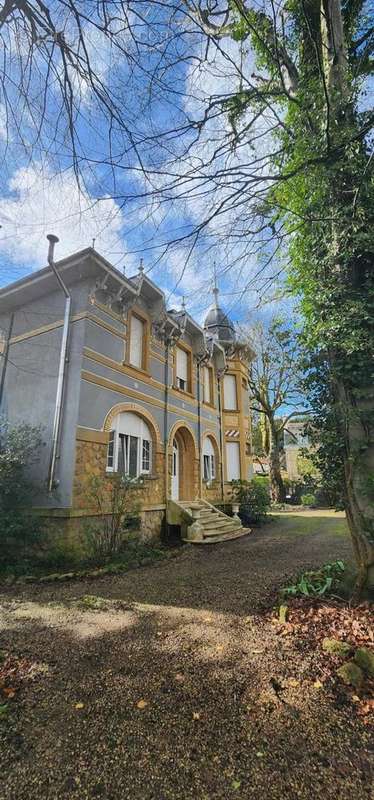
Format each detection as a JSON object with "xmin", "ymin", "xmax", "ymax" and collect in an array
[
  {"xmin": 0, "ymin": 248, "xmax": 137, "ymax": 312},
  {"xmin": 203, "ymin": 287, "xmax": 236, "ymax": 348}
]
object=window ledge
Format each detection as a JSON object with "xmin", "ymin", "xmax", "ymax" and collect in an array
[
  {"xmin": 122, "ymin": 360, "xmax": 150, "ymax": 378},
  {"xmin": 172, "ymin": 385, "xmax": 194, "ymax": 399}
]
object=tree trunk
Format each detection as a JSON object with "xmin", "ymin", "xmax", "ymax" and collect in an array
[
  {"xmin": 335, "ymin": 377, "xmax": 374, "ymax": 592},
  {"xmin": 269, "ymin": 425, "xmax": 286, "ymax": 503},
  {"xmin": 321, "ymin": 0, "xmax": 374, "ymax": 591}
]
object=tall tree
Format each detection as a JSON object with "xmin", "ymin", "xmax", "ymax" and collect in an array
[
  {"xmin": 193, "ymin": 1, "xmax": 373, "ymax": 592},
  {"xmin": 244, "ymin": 318, "xmax": 306, "ymax": 503}
]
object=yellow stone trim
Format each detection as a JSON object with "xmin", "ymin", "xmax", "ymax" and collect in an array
[
  {"xmin": 86, "ymin": 313, "xmax": 126, "ymax": 341},
  {"xmin": 167, "ymin": 420, "xmax": 198, "ymax": 456},
  {"xmin": 76, "ymin": 426, "xmax": 109, "ymax": 444},
  {"xmin": 102, "ymin": 401, "xmax": 162, "ymax": 446},
  {"xmin": 9, "ymin": 312, "xmax": 88, "ymax": 345},
  {"xmin": 81, "ymin": 369, "xmax": 200, "ymax": 423}
]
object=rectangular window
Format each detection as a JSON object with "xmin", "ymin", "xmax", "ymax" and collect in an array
[
  {"xmin": 176, "ymin": 346, "xmax": 188, "ymax": 392},
  {"xmin": 142, "ymin": 440, "xmax": 150, "ymax": 473},
  {"xmin": 129, "ymin": 314, "xmax": 144, "ymax": 369},
  {"xmin": 203, "ymin": 366, "xmax": 211, "ymax": 404},
  {"xmin": 226, "ymin": 441, "xmax": 240, "ymax": 481},
  {"xmin": 224, "ymin": 374, "xmax": 237, "ymax": 410},
  {"xmin": 106, "ymin": 430, "xmax": 115, "ymax": 471}
]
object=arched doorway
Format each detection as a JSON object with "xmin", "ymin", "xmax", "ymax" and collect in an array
[{"xmin": 169, "ymin": 424, "xmax": 198, "ymax": 502}]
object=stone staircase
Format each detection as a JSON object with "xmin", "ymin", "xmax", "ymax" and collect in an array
[{"xmin": 178, "ymin": 499, "xmax": 250, "ymax": 544}]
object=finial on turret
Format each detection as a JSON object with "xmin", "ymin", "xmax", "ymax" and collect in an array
[
  {"xmin": 181, "ymin": 295, "xmax": 186, "ymax": 311},
  {"xmin": 138, "ymin": 257, "xmax": 144, "ymax": 274},
  {"xmin": 212, "ymin": 264, "xmax": 219, "ymax": 307}
]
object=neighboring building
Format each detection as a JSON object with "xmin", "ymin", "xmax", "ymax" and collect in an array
[
  {"xmin": 0, "ymin": 246, "xmax": 255, "ymax": 543},
  {"xmin": 283, "ymin": 419, "xmax": 311, "ymax": 480}
]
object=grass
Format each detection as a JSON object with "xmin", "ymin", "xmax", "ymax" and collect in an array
[{"xmin": 270, "ymin": 509, "xmax": 349, "ymax": 538}]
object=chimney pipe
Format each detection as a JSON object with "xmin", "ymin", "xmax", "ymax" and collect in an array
[{"xmin": 46, "ymin": 234, "xmax": 71, "ymax": 492}]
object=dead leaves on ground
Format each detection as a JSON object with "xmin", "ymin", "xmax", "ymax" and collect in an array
[
  {"xmin": 0, "ymin": 653, "xmax": 48, "ymax": 705},
  {"xmin": 271, "ymin": 599, "xmax": 373, "ymax": 722}
]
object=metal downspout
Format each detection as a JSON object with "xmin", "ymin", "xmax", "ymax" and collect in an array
[
  {"xmin": 217, "ymin": 374, "xmax": 225, "ymax": 503},
  {"xmin": 0, "ymin": 312, "xmax": 15, "ymax": 412},
  {"xmin": 164, "ymin": 340, "xmax": 169, "ymax": 504},
  {"xmin": 46, "ymin": 235, "xmax": 72, "ymax": 493},
  {"xmin": 197, "ymin": 361, "xmax": 202, "ymax": 498}
]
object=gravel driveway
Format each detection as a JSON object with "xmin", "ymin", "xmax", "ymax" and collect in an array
[{"xmin": 1, "ymin": 512, "xmax": 372, "ymax": 800}]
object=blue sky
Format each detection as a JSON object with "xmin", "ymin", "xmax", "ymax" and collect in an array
[
  {"xmin": 0, "ymin": 2, "xmax": 287, "ymax": 329},
  {"xmin": 0, "ymin": 2, "xmax": 370, "ymax": 329}
]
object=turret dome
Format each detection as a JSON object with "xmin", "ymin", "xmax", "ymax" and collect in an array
[{"xmin": 204, "ymin": 286, "xmax": 236, "ymax": 350}]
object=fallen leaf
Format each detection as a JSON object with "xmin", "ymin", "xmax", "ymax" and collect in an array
[
  {"xmin": 351, "ymin": 694, "xmax": 360, "ymax": 703},
  {"xmin": 232, "ymin": 780, "xmax": 241, "ymax": 790},
  {"xmin": 313, "ymin": 680, "xmax": 323, "ymax": 689},
  {"xmin": 256, "ymin": 751, "xmax": 265, "ymax": 758},
  {"xmin": 216, "ymin": 645, "xmax": 224, "ymax": 653},
  {"xmin": 174, "ymin": 673, "xmax": 185, "ymax": 683},
  {"xmin": 192, "ymin": 712, "xmax": 200, "ymax": 720},
  {"xmin": 2, "ymin": 687, "xmax": 16, "ymax": 698},
  {"xmin": 288, "ymin": 679, "xmax": 300, "ymax": 688},
  {"xmin": 74, "ymin": 702, "xmax": 84, "ymax": 710},
  {"xmin": 136, "ymin": 699, "xmax": 148, "ymax": 709}
]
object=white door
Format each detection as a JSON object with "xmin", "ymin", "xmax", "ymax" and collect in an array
[{"xmin": 171, "ymin": 440, "xmax": 179, "ymax": 500}]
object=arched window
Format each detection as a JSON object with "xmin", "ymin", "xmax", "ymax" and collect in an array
[
  {"xmin": 106, "ymin": 412, "xmax": 152, "ymax": 478},
  {"xmin": 202, "ymin": 437, "xmax": 216, "ymax": 482}
]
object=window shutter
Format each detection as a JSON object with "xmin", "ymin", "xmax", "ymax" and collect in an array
[
  {"xmin": 176, "ymin": 347, "xmax": 188, "ymax": 381},
  {"xmin": 224, "ymin": 374, "xmax": 237, "ymax": 410},
  {"xmin": 226, "ymin": 442, "xmax": 240, "ymax": 481},
  {"xmin": 129, "ymin": 315, "xmax": 144, "ymax": 368},
  {"xmin": 106, "ymin": 430, "xmax": 115, "ymax": 470}
]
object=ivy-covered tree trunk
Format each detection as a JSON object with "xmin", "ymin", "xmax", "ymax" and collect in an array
[{"xmin": 321, "ymin": 0, "xmax": 374, "ymax": 590}]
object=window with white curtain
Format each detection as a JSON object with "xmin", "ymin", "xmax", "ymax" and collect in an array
[
  {"xmin": 176, "ymin": 346, "xmax": 189, "ymax": 391},
  {"xmin": 226, "ymin": 441, "xmax": 240, "ymax": 481},
  {"xmin": 106, "ymin": 412, "xmax": 152, "ymax": 477},
  {"xmin": 223, "ymin": 374, "xmax": 237, "ymax": 410},
  {"xmin": 203, "ymin": 437, "xmax": 216, "ymax": 482},
  {"xmin": 129, "ymin": 314, "xmax": 145, "ymax": 369},
  {"xmin": 203, "ymin": 366, "xmax": 212, "ymax": 404}
]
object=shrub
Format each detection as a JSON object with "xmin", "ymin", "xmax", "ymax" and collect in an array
[
  {"xmin": 301, "ymin": 493, "xmax": 316, "ymax": 506},
  {"xmin": 282, "ymin": 560, "xmax": 346, "ymax": 598},
  {"xmin": 232, "ymin": 477, "xmax": 270, "ymax": 525},
  {"xmin": 0, "ymin": 419, "xmax": 45, "ymax": 567},
  {"xmin": 84, "ymin": 474, "xmax": 141, "ymax": 559}
]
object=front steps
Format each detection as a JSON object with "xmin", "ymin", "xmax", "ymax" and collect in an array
[{"xmin": 178, "ymin": 500, "xmax": 250, "ymax": 544}]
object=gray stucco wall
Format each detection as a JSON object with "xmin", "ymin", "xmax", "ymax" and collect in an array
[
  {"xmin": 0, "ymin": 281, "xmax": 91, "ymax": 507},
  {"xmin": 0, "ymin": 261, "xmax": 222, "ymax": 512}
]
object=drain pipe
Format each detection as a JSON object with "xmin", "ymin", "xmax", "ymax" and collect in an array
[
  {"xmin": 217, "ymin": 372, "xmax": 225, "ymax": 503},
  {"xmin": 46, "ymin": 234, "xmax": 71, "ymax": 493},
  {"xmin": 164, "ymin": 339, "xmax": 170, "ymax": 503}
]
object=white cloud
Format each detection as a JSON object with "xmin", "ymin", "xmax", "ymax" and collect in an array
[{"xmin": 0, "ymin": 164, "xmax": 136, "ymax": 270}]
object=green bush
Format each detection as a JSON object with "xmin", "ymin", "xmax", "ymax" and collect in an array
[
  {"xmin": 282, "ymin": 560, "xmax": 346, "ymax": 598},
  {"xmin": 301, "ymin": 493, "xmax": 316, "ymax": 506},
  {"xmin": 232, "ymin": 477, "xmax": 270, "ymax": 525},
  {"xmin": 0, "ymin": 419, "xmax": 45, "ymax": 568}
]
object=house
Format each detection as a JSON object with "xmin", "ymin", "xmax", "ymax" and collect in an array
[
  {"xmin": 0, "ymin": 241, "xmax": 254, "ymax": 544},
  {"xmin": 283, "ymin": 419, "xmax": 311, "ymax": 480}
]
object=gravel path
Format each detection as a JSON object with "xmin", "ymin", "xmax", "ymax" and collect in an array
[{"xmin": 0, "ymin": 512, "xmax": 372, "ymax": 800}]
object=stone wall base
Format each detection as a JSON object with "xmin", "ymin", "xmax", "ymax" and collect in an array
[{"xmin": 40, "ymin": 508, "xmax": 166, "ymax": 560}]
